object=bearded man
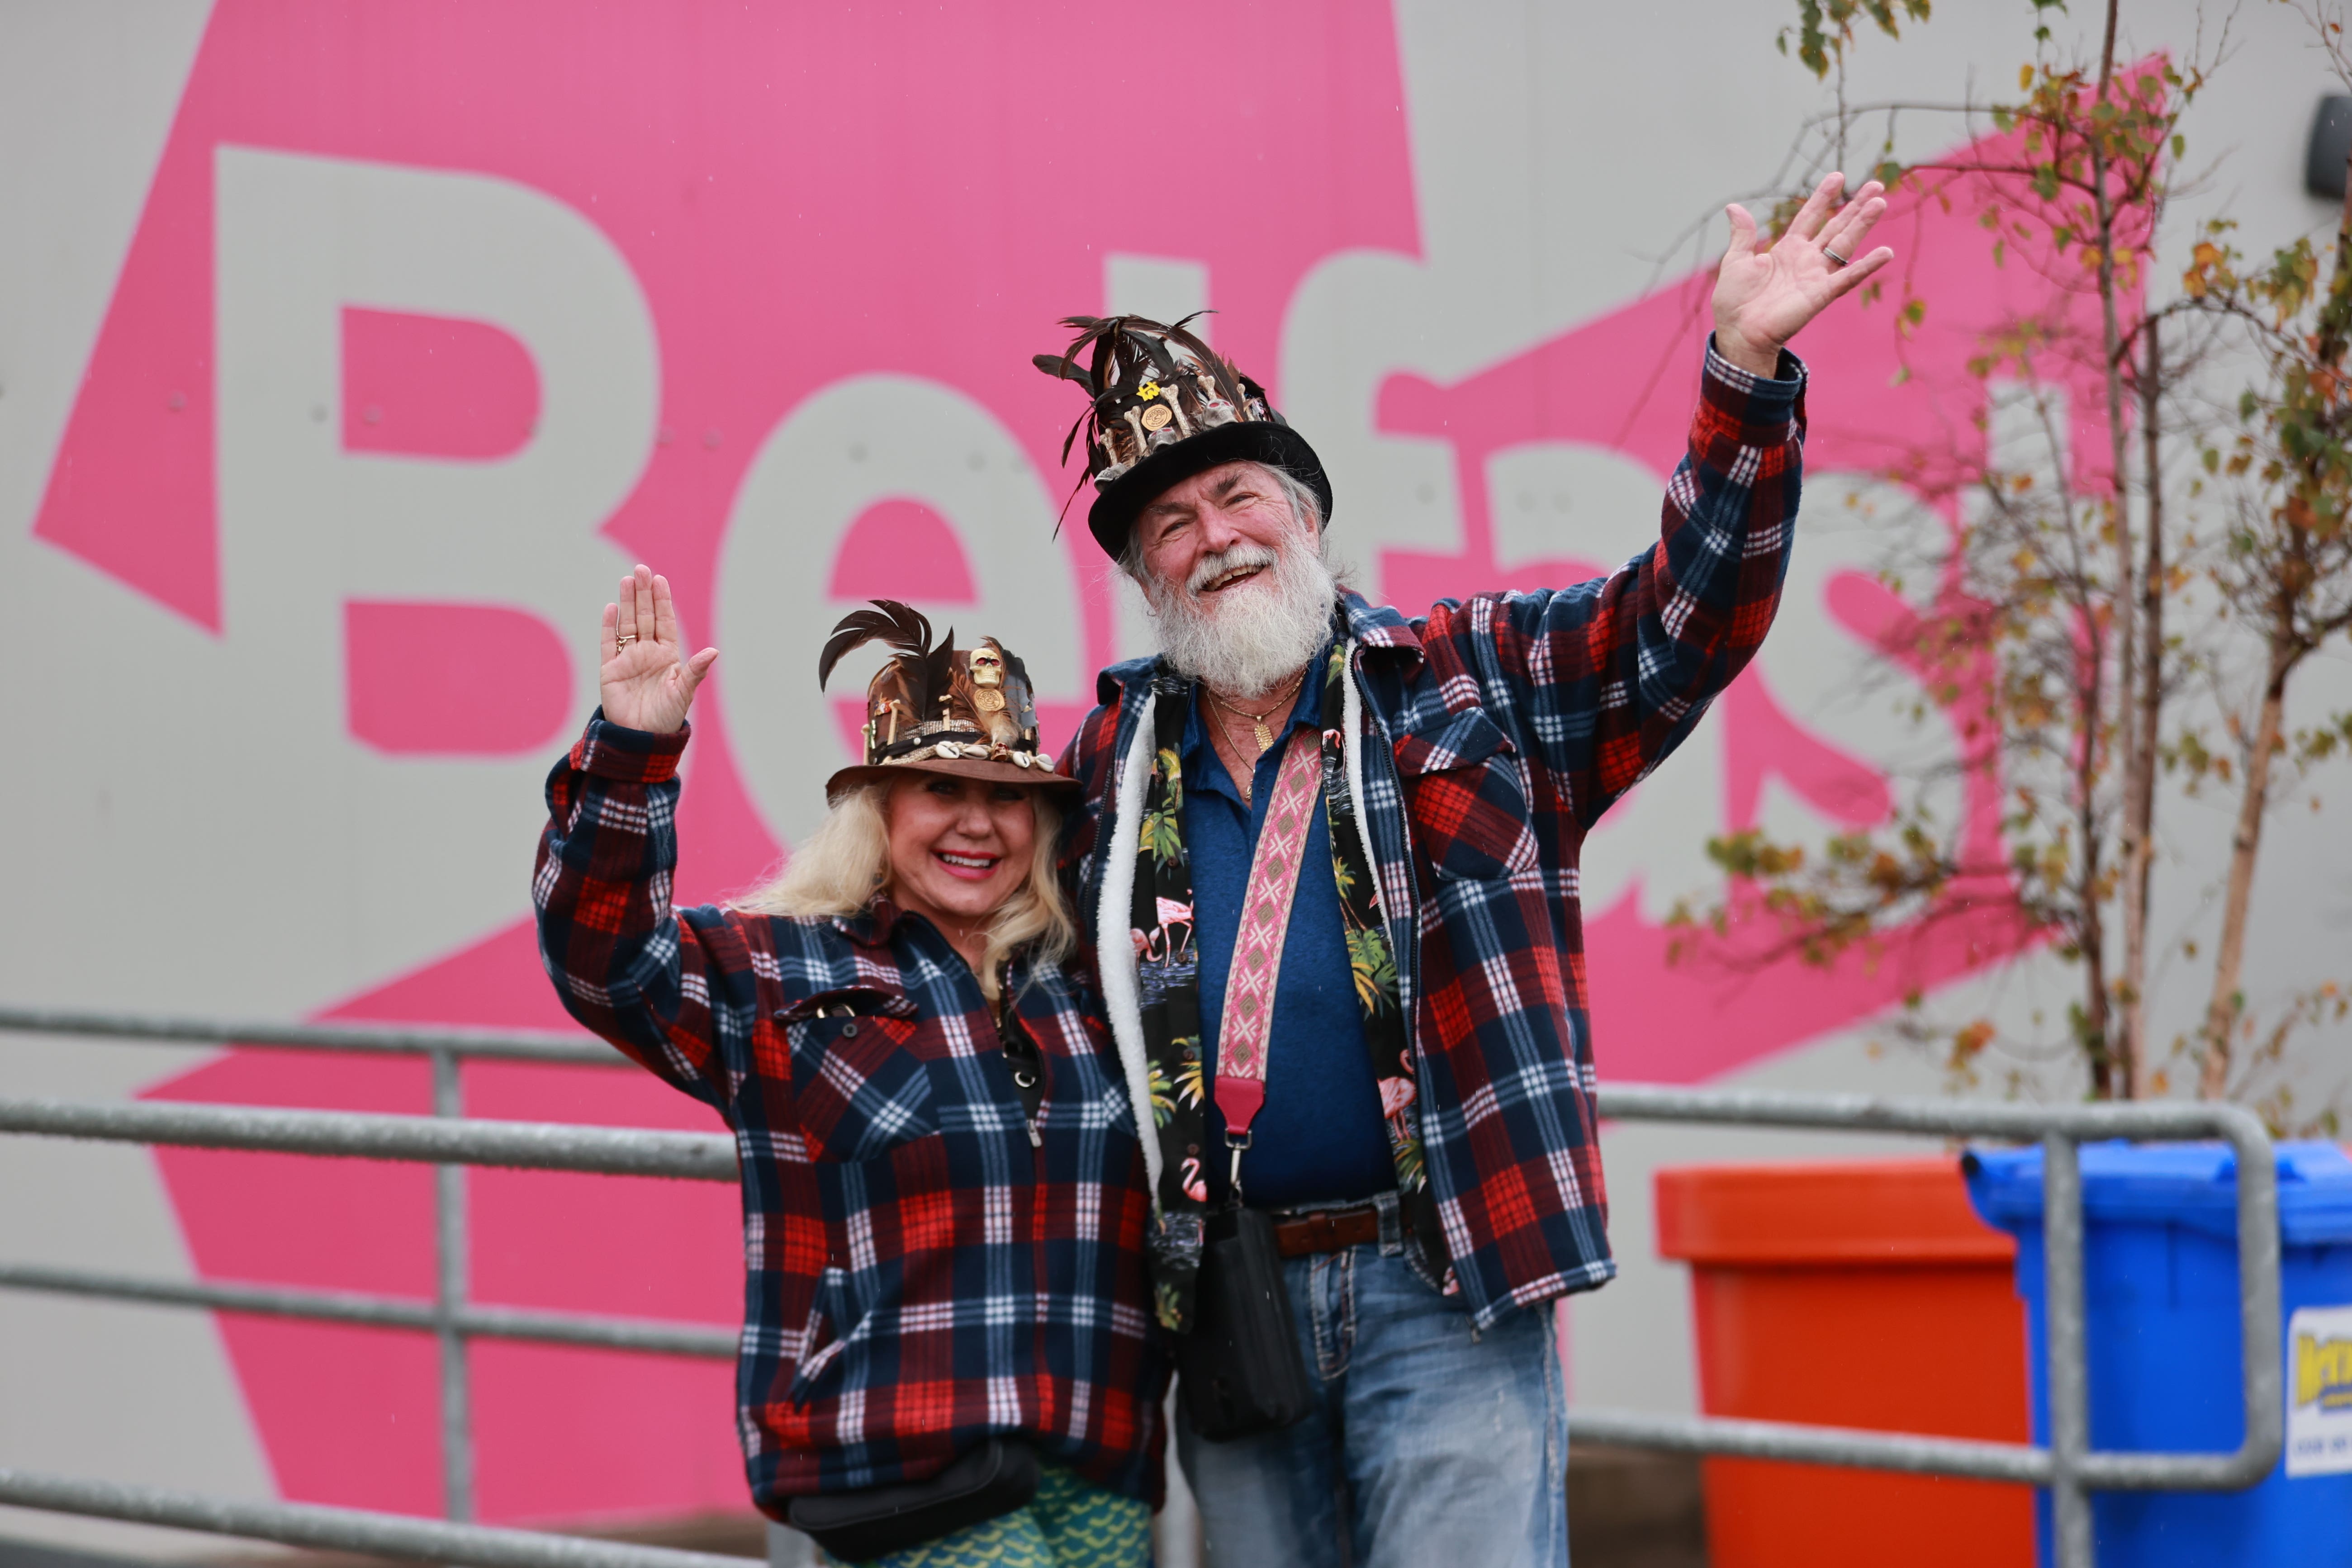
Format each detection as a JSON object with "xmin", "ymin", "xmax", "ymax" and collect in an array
[{"xmin": 1045, "ymin": 175, "xmax": 1890, "ymax": 1567}]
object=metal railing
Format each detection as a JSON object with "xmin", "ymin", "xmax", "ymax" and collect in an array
[
  {"xmin": 0, "ymin": 1010, "xmax": 2286, "ymax": 1568},
  {"xmin": 1577, "ymin": 1084, "xmax": 2282, "ymax": 1568},
  {"xmin": 0, "ymin": 1007, "xmax": 743, "ymax": 1568}
]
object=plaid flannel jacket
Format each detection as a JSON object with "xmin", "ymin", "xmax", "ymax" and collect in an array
[
  {"xmin": 1061, "ymin": 340, "xmax": 1807, "ymax": 1329},
  {"xmin": 534, "ymin": 720, "xmax": 1167, "ymax": 1511}
]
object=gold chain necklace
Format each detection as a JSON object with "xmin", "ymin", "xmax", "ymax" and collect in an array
[{"xmin": 1206, "ymin": 668, "xmax": 1307, "ymax": 756}]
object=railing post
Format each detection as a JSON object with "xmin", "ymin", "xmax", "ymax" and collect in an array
[
  {"xmin": 432, "ymin": 1045, "xmax": 475, "ymax": 1524},
  {"xmin": 2224, "ymin": 1108, "xmax": 2284, "ymax": 1484},
  {"xmin": 2043, "ymin": 1130, "xmax": 2091, "ymax": 1568}
]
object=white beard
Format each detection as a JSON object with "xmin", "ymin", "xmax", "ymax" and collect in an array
[{"xmin": 1143, "ymin": 531, "xmax": 1337, "ymax": 698}]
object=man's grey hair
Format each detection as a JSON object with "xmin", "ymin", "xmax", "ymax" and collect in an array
[{"xmin": 1115, "ymin": 461, "xmax": 1325, "ymax": 584}]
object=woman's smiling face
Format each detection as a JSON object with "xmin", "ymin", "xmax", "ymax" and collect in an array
[{"xmin": 882, "ymin": 772, "xmax": 1038, "ymax": 941}]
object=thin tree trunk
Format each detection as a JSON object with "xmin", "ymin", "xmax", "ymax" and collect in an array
[
  {"xmin": 2202, "ymin": 136, "xmax": 2352, "ymax": 1096},
  {"xmin": 2120, "ymin": 320, "xmax": 2163, "ymax": 1096},
  {"xmin": 2076, "ymin": 606, "xmax": 2115, "ymax": 1100},
  {"xmin": 2200, "ymin": 651, "xmax": 2290, "ymax": 1097},
  {"xmin": 2082, "ymin": 856, "xmax": 2115, "ymax": 1099},
  {"xmin": 2089, "ymin": 0, "xmax": 2140, "ymax": 1096}
]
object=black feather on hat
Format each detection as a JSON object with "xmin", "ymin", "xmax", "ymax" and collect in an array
[
  {"xmin": 817, "ymin": 600, "xmax": 945, "ymax": 693},
  {"xmin": 1031, "ymin": 314, "xmax": 1333, "ymax": 562},
  {"xmin": 817, "ymin": 600, "xmax": 1073, "ymax": 801}
]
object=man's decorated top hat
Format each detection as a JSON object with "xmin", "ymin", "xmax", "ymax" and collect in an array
[
  {"xmin": 817, "ymin": 601, "xmax": 1076, "ymax": 801},
  {"xmin": 1033, "ymin": 313, "xmax": 1333, "ymax": 562}
]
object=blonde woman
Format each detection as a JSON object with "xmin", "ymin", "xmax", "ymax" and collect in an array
[{"xmin": 534, "ymin": 566, "xmax": 1165, "ymax": 1567}]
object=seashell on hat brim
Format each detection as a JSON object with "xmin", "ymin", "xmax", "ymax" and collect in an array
[{"xmin": 823, "ymin": 746, "xmax": 1078, "ymax": 805}]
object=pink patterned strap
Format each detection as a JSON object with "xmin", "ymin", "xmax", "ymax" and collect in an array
[{"xmin": 1213, "ymin": 725, "xmax": 1325, "ymax": 1140}]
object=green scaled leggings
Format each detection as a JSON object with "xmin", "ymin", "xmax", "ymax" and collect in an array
[{"xmin": 846, "ymin": 1460, "xmax": 1151, "ymax": 1568}]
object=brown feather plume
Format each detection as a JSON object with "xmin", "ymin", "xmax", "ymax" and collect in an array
[
  {"xmin": 817, "ymin": 600, "xmax": 938, "ymax": 690},
  {"xmin": 1029, "ymin": 311, "xmax": 1258, "ymax": 532}
]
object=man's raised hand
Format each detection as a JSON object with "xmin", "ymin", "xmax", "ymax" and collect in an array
[
  {"xmin": 1712, "ymin": 171, "xmax": 1893, "ymax": 378},
  {"xmin": 600, "ymin": 564, "xmax": 718, "ymax": 734}
]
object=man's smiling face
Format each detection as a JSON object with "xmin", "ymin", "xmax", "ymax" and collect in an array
[
  {"xmin": 1133, "ymin": 461, "xmax": 1308, "ymax": 612},
  {"xmin": 1129, "ymin": 459, "xmax": 1340, "ymax": 698}
]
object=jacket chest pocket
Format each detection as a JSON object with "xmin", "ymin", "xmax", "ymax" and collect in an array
[
  {"xmin": 778, "ymin": 989, "xmax": 936, "ymax": 1162},
  {"xmin": 1393, "ymin": 710, "xmax": 1539, "ymax": 882}
]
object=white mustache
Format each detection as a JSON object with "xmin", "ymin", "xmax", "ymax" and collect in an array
[
  {"xmin": 1185, "ymin": 544, "xmax": 1279, "ymax": 598},
  {"xmin": 1148, "ymin": 531, "xmax": 1336, "ymax": 699}
]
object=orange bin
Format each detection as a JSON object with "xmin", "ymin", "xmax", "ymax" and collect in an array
[{"xmin": 1654, "ymin": 1158, "xmax": 2034, "ymax": 1568}]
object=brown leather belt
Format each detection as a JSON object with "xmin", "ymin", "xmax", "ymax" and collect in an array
[{"xmin": 1270, "ymin": 1202, "xmax": 1384, "ymax": 1259}]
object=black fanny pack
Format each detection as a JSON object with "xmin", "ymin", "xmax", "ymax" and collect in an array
[
  {"xmin": 786, "ymin": 1439, "xmax": 1038, "ymax": 1560},
  {"xmin": 1176, "ymin": 1205, "xmax": 1315, "ymax": 1442}
]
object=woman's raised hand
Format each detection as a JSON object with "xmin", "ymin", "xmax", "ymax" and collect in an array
[{"xmin": 600, "ymin": 564, "xmax": 718, "ymax": 734}]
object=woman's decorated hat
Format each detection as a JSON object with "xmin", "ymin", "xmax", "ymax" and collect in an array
[
  {"xmin": 817, "ymin": 601, "xmax": 1076, "ymax": 800},
  {"xmin": 1032, "ymin": 313, "xmax": 1333, "ymax": 562}
]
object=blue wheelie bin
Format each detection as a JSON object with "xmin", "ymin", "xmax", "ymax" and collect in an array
[{"xmin": 1963, "ymin": 1140, "xmax": 2352, "ymax": 1565}]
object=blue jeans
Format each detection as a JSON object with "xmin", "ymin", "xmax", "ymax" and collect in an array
[{"xmin": 1176, "ymin": 1212, "xmax": 1569, "ymax": 1568}]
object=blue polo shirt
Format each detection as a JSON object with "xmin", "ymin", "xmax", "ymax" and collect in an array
[{"xmin": 1181, "ymin": 654, "xmax": 1396, "ymax": 1209}]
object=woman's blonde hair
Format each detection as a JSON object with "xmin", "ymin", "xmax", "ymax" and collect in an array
[{"xmin": 730, "ymin": 777, "xmax": 1074, "ymax": 1000}]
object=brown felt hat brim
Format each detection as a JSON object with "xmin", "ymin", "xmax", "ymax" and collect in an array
[{"xmin": 825, "ymin": 752, "xmax": 1080, "ymax": 804}]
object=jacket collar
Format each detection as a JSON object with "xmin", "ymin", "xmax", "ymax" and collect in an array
[
  {"xmin": 1095, "ymin": 654, "xmax": 1161, "ymax": 708},
  {"xmin": 832, "ymin": 896, "xmax": 913, "ymax": 949},
  {"xmin": 834, "ymin": 900, "xmax": 1005, "ymax": 995},
  {"xmin": 1339, "ymin": 588, "xmax": 1423, "ymax": 661}
]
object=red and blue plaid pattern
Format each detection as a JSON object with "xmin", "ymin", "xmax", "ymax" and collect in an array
[
  {"xmin": 534, "ymin": 720, "xmax": 1168, "ymax": 1511},
  {"xmin": 1061, "ymin": 340, "xmax": 1807, "ymax": 1327}
]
